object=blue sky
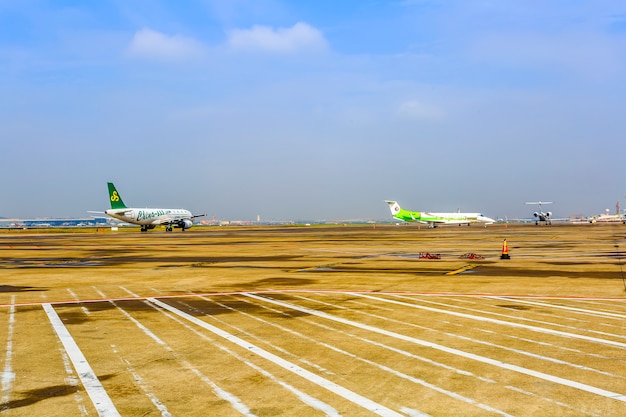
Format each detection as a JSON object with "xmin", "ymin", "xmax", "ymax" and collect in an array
[{"xmin": 2, "ymin": 1, "xmax": 626, "ymax": 221}]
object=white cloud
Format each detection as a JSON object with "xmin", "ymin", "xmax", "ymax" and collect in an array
[
  {"xmin": 126, "ymin": 28, "xmax": 205, "ymax": 60},
  {"xmin": 227, "ymin": 22, "xmax": 327, "ymax": 53}
]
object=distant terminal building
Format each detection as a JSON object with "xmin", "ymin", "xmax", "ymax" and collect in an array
[
  {"xmin": 0, "ymin": 217, "xmax": 110, "ymax": 228},
  {"xmin": 569, "ymin": 214, "xmax": 586, "ymax": 223}
]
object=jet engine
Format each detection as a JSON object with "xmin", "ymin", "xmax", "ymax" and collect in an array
[
  {"xmin": 533, "ymin": 212, "xmax": 539, "ymax": 218},
  {"xmin": 545, "ymin": 212, "xmax": 552, "ymax": 218},
  {"xmin": 177, "ymin": 219, "xmax": 194, "ymax": 230}
]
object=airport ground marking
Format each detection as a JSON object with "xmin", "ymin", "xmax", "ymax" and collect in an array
[
  {"xmin": 300, "ymin": 292, "xmax": 625, "ymax": 381},
  {"xmin": 487, "ymin": 296, "xmax": 626, "ymax": 320},
  {"xmin": 392, "ymin": 294, "xmax": 626, "ymax": 346},
  {"xmin": 1, "ymin": 290, "xmax": 626, "ymax": 309},
  {"xmin": 67, "ymin": 288, "xmax": 91, "ymax": 316},
  {"xmin": 199, "ymin": 297, "xmax": 333, "ymax": 375},
  {"xmin": 91, "ymin": 289, "xmax": 173, "ymax": 417},
  {"xmin": 295, "ymin": 294, "xmax": 595, "ymax": 415},
  {"xmin": 400, "ymin": 407, "xmax": 433, "ymax": 417},
  {"xmin": 470, "ymin": 322, "xmax": 616, "ymax": 362},
  {"xmin": 148, "ymin": 297, "xmax": 405, "ymax": 417},
  {"xmin": 58, "ymin": 345, "xmax": 89, "ymax": 416},
  {"xmin": 446, "ymin": 264, "xmax": 478, "ymax": 275},
  {"xmin": 436, "ymin": 320, "xmax": 624, "ymax": 380},
  {"xmin": 97, "ymin": 288, "xmax": 255, "ymax": 417},
  {"xmin": 293, "ymin": 294, "xmax": 498, "ymax": 383},
  {"xmin": 1, "ymin": 296, "xmax": 15, "ymax": 407},
  {"xmin": 244, "ymin": 293, "xmax": 626, "ymax": 403},
  {"xmin": 174, "ymin": 297, "xmax": 342, "ymax": 416},
  {"xmin": 42, "ymin": 303, "xmax": 121, "ymax": 417},
  {"xmin": 206, "ymin": 295, "xmax": 509, "ymax": 416},
  {"xmin": 365, "ymin": 293, "xmax": 626, "ymax": 349},
  {"xmin": 111, "ymin": 345, "xmax": 172, "ymax": 417}
]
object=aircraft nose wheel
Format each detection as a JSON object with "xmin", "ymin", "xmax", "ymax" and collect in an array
[{"xmin": 166, "ymin": 226, "xmax": 173, "ymax": 232}]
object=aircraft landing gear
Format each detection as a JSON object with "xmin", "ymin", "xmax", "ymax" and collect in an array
[
  {"xmin": 141, "ymin": 225, "xmax": 148, "ymax": 232},
  {"xmin": 166, "ymin": 226, "xmax": 173, "ymax": 232}
]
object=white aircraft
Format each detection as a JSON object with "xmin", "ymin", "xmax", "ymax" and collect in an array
[
  {"xmin": 525, "ymin": 201, "xmax": 553, "ymax": 225},
  {"xmin": 385, "ymin": 201, "xmax": 496, "ymax": 228},
  {"xmin": 105, "ymin": 182, "xmax": 205, "ymax": 232}
]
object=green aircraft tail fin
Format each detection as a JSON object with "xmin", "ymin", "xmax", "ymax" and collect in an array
[{"xmin": 107, "ymin": 182, "xmax": 127, "ymax": 209}]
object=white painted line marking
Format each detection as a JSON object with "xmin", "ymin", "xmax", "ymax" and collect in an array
[
  {"xmin": 400, "ymin": 407, "xmax": 433, "ymax": 417},
  {"xmin": 296, "ymin": 294, "xmax": 597, "ymax": 415},
  {"xmin": 177, "ymin": 298, "xmax": 341, "ymax": 416},
  {"xmin": 216, "ymin": 296, "xmax": 508, "ymax": 415},
  {"xmin": 67, "ymin": 289, "xmax": 91, "ymax": 316},
  {"xmin": 97, "ymin": 288, "xmax": 254, "ymax": 416},
  {"xmin": 149, "ymin": 298, "xmax": 403, "ymax": 417},
  {"xmin": 204, "ymin": 298, "xmax": 333, "ymax": 375},
  {"xmin": 489, "ymin": 296, "xmax": 626, "ymax": 320},
  {"xmin": 43, "ymin": 303, "xmax": 121, "ymax": 417},
  {"xmin": 59, "ymin": 347, "xmax": 89, "ymax": 416},
  {"xmin": 373, "ymin": 293, "xmax": 626, "ymax": 348},
  {"xmin": 395, "ymin": 294, "xmax": 626, "ymax": 343},
  {"xmin": 111, "ymin": 345, "xmax": 172, "ymax": 417},
  {"xmin": 245, "ymin": 293, "xmax": 626, "ymax": 403},
  {"xmin": 1, "ymin": 296, "xmax": 16, "ymax": 407}
]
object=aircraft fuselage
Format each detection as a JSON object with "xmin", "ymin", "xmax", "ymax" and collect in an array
[{"xmin": 105, "ymin": 208, "xmax": 192, "ymax": 226}]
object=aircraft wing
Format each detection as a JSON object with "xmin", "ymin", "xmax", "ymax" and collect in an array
[
  {"xmin": 153, "ymin": 213, "xmax": 206, "ymax": 226},
  {"xmin": 153, "ymin": 218, "xmax": 184, "ymax": 226},
  {"xmin": 422, "ymin": 213, "xmax": 446, "ymax": 224},
  {"xmin": 111, "ymin": 209, "xmax": 133, "ymax": 216}
]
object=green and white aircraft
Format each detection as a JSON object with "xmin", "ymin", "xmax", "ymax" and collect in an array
[
  {"xmin": 385, "ymin": 200, "xmax": 496, "ymax": 228},
  {"xmin": 105, "ymin": 182, "xmax": 205, "ymax": 232}
]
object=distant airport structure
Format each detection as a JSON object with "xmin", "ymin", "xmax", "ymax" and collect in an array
[
  {"xmin": 0, "ymin": 217, "xmax": 111, "ymax": 228},
  {"xmin": 588, "ymin": 201, "xmax": 626, "ymax": 224}
]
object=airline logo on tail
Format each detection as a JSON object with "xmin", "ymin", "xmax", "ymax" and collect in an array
[
  {"xmin": 105, "ymin": 182, "xmax": 205, "ymax": 232},
  {"xmin": 385, "ymin": 200, "xmax": 495, "ymax": 227},
  {"xmin": 107, "ymin": 183, "xmax": 127, "ymax": 210}
]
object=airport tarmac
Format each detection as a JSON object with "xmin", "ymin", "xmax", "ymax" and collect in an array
[{"xmin": 0, "ymin": 224, "xmax": 625, "ymax": 416}]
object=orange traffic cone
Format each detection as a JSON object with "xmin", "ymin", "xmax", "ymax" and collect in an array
[{"xmin": 500, "ymin": 239, "xmax": 510, "ymax": 259}]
